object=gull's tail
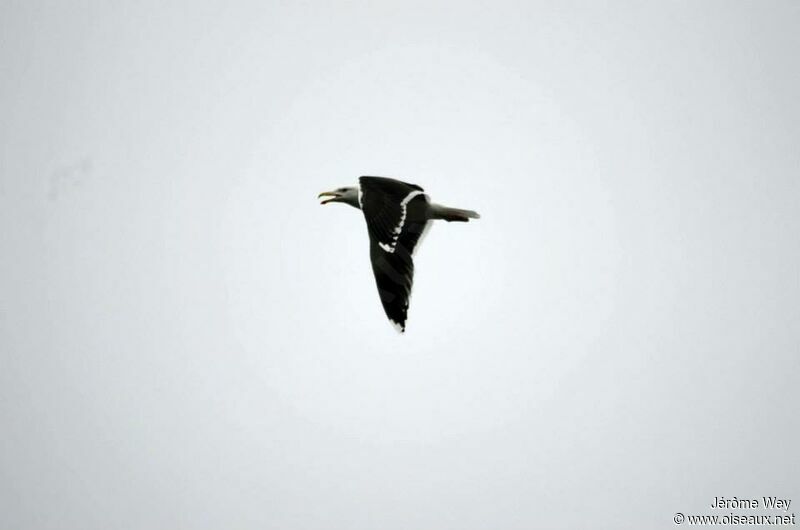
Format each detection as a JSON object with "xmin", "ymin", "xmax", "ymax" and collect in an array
[{"xmin": 429, "ymin": 203, "xmax": 481, "ymax": 222}]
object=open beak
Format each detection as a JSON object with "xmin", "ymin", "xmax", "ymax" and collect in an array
[{"xmin": 317, "ymin": 191, "xmax": 340, "ymax": 205}]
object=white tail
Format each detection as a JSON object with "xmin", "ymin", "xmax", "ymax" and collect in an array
[{"xmin": 430, "ymin": 204, "xmax": 481, "ymax": 222}]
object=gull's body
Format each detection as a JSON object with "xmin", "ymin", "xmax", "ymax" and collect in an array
[{"xmin": 319, "ymin": 176, "xmax": 480, "ymax": 332}]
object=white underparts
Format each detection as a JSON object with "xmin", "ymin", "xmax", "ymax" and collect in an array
[{"xmin": 379, "ymin": 190, "xmax": 424, "ymax": 253}]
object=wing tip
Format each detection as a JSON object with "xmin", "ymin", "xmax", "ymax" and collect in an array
[{"xmin": 390, "ymin": 319, "xmax": 406, "ymax": 334}]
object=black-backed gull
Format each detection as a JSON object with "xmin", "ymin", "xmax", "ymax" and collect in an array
[{"xmin": 319, "ymin": 176, "xmax": 480, "ymax": 332}]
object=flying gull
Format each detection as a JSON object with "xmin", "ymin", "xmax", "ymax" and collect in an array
[{"xmin": 318, "ymin": 176, "xmax": 480, "ymax": 332}]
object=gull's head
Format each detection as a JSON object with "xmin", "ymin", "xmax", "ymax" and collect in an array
[{"xmin": 318, "ymin": 186, "xmax": 359, "ymax": 208}]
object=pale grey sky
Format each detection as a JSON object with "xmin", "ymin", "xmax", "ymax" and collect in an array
[{"xmin": 1, "ymin": 1, "xmax": 798, "ymax": 529}]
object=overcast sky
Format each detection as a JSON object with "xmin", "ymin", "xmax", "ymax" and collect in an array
[{"xmin": 2, "ymin": 1, "xmax": 799, "ymax": 529}]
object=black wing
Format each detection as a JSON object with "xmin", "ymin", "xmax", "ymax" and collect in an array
[{"xmin": 359, "ymin": 177, "xmax": 429, "ymax": 332}]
